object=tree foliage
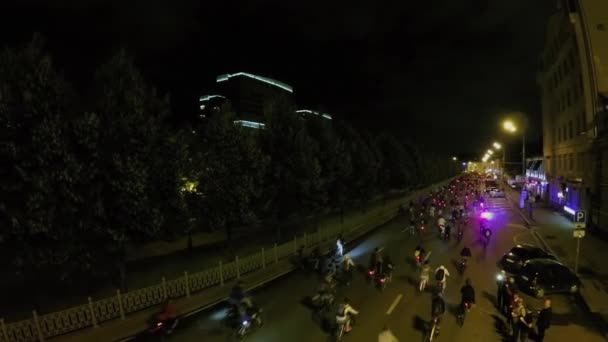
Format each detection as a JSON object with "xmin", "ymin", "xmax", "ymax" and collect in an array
[{"xmin": 0, "ymin": 37, "xmax": 461, "ymax": 300}]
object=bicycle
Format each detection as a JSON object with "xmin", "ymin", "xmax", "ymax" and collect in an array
[
  {"xmin": 427, "ymin": 315, "xmax": 441, "ymax": 341},
  {"xmin": 456, "ymin": 302, "xmax": 471, "ymax": 327}
]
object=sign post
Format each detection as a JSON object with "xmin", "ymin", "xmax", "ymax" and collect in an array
[{"xmin": 573, "ymin": 210, "xmax": 586, "ymax": 275}]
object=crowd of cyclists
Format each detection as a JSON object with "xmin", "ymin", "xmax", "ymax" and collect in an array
[{"xmin": 211, "ymin": 172, "xmax": 549, "ymax": 341}]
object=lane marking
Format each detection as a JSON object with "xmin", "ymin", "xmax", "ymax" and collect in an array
[{"xmin": 385, "ymin": 294, "xmax": 403, "ymax": 315}]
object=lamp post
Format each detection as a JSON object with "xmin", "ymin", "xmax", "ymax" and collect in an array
[
  {"xmin": 503, "ymin": 120, "xmax": 526, "ymax": 178},
  {"xmin": 493, "ymin": 142, "xmax": 505, "ymax": 185}
]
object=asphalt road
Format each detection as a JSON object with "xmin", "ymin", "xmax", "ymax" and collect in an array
[{"xmin": 164, "ymin": 196, "xmax": 607, "ymax": 342}]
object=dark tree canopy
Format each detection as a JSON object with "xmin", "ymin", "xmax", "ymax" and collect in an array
[{"xmin": 0, "ymin": 37, "xmax": 460, "ymax": 308}]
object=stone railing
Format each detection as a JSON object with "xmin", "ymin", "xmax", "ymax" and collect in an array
[{"xmin": 0, "ymin": 179, "xmax": 453, "ymax": 342}]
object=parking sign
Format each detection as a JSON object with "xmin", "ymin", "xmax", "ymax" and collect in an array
[{"xmin": 575, "ymin": 210, "xmax": 586, "ymax": 229}]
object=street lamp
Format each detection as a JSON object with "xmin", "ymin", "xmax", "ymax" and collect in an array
[
  {"xmin": 487, "ymin": 149, "xmax": 494, "ymax": 155},
  {"xmin": 503, "ymin": 120, "xmax": 517, "ymax": 133},
  {"xmin": 452, "ymin": 156, "xmax": 458, "ymax": 161},
  {"xmin": 493, "ymin": 142, "xmax": 501, "ymax": 150},
  {"xmin": 502, "ymin": 119, "xmax": 526, "ymax": 177}
]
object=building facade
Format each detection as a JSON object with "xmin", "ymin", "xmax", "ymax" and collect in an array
[
  {"xmin": 525, "ymin": 157, "xmax": 548, "ymax": 201},
  {"xmin": 538, "ymin": 0, "xmax": 607, "ymax": 226},
  {"xmin": 215, "ymin": 72, "xmax": 294, "ymax": 125}
]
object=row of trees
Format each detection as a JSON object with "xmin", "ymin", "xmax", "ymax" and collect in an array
[{"xmin": 0, "ymin": 38, "xmax": 460, "ymax": 302}]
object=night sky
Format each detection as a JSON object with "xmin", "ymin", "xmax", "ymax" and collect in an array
[{"xmin": 0, "ymin": 0, "xmax": 556, "ymax": 155}]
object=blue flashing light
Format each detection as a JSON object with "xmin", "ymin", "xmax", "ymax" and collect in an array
[
  {"xmin": 480, "ymin": 211, "xmax": 493, "ymax": 220},
  {"xmin": 564, "ymin": 206, "xmax": 575, "ymax": 215},
  {"xmin": 234, "ymin": 120, "xmax": 266, "ymax": 129},
  {"xmin": 217, "ymin": 72, "xmax": 293, "ymax": 93}
]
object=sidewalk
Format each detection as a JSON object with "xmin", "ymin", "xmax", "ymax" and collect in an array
[{"xmin": 506, "ymin": 188, "xmax": 608, "ymax": 334}]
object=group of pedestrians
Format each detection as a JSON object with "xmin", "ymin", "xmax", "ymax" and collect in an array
[{"xmin": 496, "ymin": 272, "xmax": 553, "ymax": 341}]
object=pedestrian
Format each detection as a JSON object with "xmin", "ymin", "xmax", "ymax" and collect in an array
[
  {"xmin": 496, "ymin": 271, "xmax": 506, "ymax": 310},
  {"xmin": 502, "ymin": 278, "xmax": 515, "ymax": 316},
  {"xmin": 378, "ymin": 324, "xmax": 399, "ymax": 342},
  {"xmin": 511, "ymin": 295, "xmax": 532, "ymax": 342},
  {"xmin": 535, "ymin": 298, "xmax": 552, "ymax": 342}
]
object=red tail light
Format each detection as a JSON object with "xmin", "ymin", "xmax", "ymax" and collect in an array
[
  {"xmin": 380, "ymin": 278, "xmax": 386, "ymax": 283},
  {"xmin": 368, "ymin": 270, "xmax": 374, "ymax": 275}
]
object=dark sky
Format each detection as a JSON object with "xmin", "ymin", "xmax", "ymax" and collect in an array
[{"xmin": 0, "ymin": 0, "xmax": 556, "ymax": 154}]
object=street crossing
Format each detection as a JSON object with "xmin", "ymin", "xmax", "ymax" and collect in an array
[{"xmin": 484, "ymin": 196, "xmax": 511, "ymax": 212}]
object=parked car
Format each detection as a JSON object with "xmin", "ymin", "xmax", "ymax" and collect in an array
[
  {"xmin": 484, "ymin": 181, "xmax": 499, "ymax": 193},
  {"xmin": 499, "ymin": 245, "xmax": 556, "ymax": 274},
  {"xmin": 515, "ymin": 258, "xmax": 580, "ymax": 298}
]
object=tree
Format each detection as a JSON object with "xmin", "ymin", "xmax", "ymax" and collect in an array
[
  {"xmin": 335, "ymin": 122, "xmax": 380, "ymax": 202},
  {"xmin": 304, "ymin": 117, "xmax": 351, "ymax": 211},
  {"xmin": 376, "ymin": 132, "xmax": 412, "ymax": 189},
  {"xmin": 76, "ymin": 49, "xmax": 181, "ymax": 291},
  {"xmin": 192, "ymin": 108, "xmax": 267, "ymax": 243},
  {"xmin": 261, "ymin": 99, "xmax": 324, "ymax": 239}
]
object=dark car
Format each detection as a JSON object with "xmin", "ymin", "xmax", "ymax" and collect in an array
[
  {"xmin": 515, "ymin": 258, "xmax": 580, "ymax": 298},
  {"xmin": 484, "ymin": 181, "xmax": 499, "ymax": 193},
  {"xmin": 499, "ymin": 245, "xmax": 556, "ymax": 274}
]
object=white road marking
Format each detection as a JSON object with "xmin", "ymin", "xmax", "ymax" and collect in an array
[{"xmin": 385, "ymin": 294, "xmax": 403, "ymax": 315}]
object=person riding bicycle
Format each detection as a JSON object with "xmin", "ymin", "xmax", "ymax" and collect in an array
[
  {"xmin": 414, "ymin": 245, "xmax": 426, "ymax": 264},
  {"xmin": 313, "ymin": 275, "xmax": 336, "ymax": 307},
  {"xmin": 434, "ymin": 265, "xmax": 450, "ymax": 292},
  {"xmin": 156, "ymin": 298, "xmax": 178, "ymax": 333},
  {"xmin": 460, "ymin": 278, "xmax": 476, "ymax": 310},
  {"xmin": 229, "ymin": 280, "xmax": 246, "ymax": 306},
  {"xmin": 460, "ymin": 246, "xmax": 472, "ymax": 264},
  {"xmin": 336, "ymin": 297, "xmax": 359, "ymax": 333},
  {"xmin": 482, "ymin": 227, "xmax": 492, "ymax": 245},
  {"xmin": 419, "ymin": 260, "xmax": 431, "ymax": 291},
  {"xmin": 437, "ymin": 215, "xmax": 446, "ymax": 236},
  {"xmin": 342, "ymin": 254, "xmax": 355, "ymax": 286},
  {"xmin": 239, "ymin": 295, "xmax": 262, "ymax": 325},
  {"xmin": 382, "ymin": 255, "xmax": 394, "ymax": 283},
  {"xmin": 431, "ymin": 292, "xmax": 446, "ymax": 333}
]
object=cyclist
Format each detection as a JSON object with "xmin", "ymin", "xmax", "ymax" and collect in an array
[
  {"xmin": 482, "ymin": 227, "xmax": 492, "ymax": 247},
  {"xmin": 419, "ymin": 260, "xmax": 431, "ymax": 291},
  {"xmin": 460, "ymin": 246, "xmax": 472, "ymax": 265},
  {"xmin": 431, "ymin": 292, "xmax": 446, "ymax": 335},
  {"xmin": 460, "ymin": 278, "xmax": 476, "ymax": 309},
  {"xmin": 336, "ymin": 297, "xmax": 359, "ymax": 334},
  {"xmin": 434, "ymin": 265, "xmax": 450, "ymax": 293}
]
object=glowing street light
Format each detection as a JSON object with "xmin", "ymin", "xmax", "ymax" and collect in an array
[
  {"xmin": 487, "ymin": 149, "xmax": 494, "ymax": 155},
  {"xmin": 502, "ymin": 118, "xmax": 526, "ymax": 176},
  {"xmin": 503, "ymin": 120, "xmax": 517, "ymax": 132},
  {"xmin": 493, "ymin": 142, "xmax": 501, "ymax": 150},
  {"xmin": 452, "ymin": 156, "xmax": 458, "ymax": 161}
]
